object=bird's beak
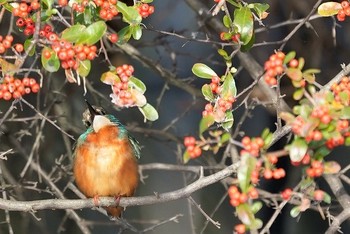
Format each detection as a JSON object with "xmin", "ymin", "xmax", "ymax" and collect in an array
[{"xmin": 85, "ymin": 99, "xmax": 98, "ymax": 120}]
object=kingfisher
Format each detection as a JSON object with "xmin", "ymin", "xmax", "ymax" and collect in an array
[{"xmin": 73, "ymin": 100, "xmax": 140, "ymax": 217}]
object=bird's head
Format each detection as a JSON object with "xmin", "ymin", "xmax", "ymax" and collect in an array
[{"xmin": 83, "ymin": 100, "xmax": 123, "ymax": 133}]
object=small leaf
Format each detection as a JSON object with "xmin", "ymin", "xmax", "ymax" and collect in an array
[
  {"xmin": 201, "ymin": 84, "xmax": 215, "ymax": 102},
  {"xmin": 77, "ymin": 60, "xmax": 91, "ymax": 77},
  {"xmin": 251, "ymin": 3, "xmax": 269, "ymax": 19},
  {"xmin": 298, "ymin": 57, "xmax": 305, "ymax": 70},
  {"xmin": 223, "ymin": 15, "xmax": 232, "ymax": 28},
  {"xmin": 293, "ymin": 88, "xmax": 304, "ymax": 100},
  {"xmin": 318, "ymin": 2, "xmax": 342, "ymax": 16},
  {"xmin": 192, "ymin": 63, "xmax": 217, "ymax": 79},
  {"xmin": 129, "ymin": 76, "xmax": 146, "ymax": 93},
  {"xmin": 286, "ymin": 68, "xmax": 303, "ymax": 81},
  {"xmin": 117, "ymin": 26, "xmax": 132, "ymax": 44},
  {"xmin": 131, "ymin": 25, "xmax": 142, "ymax": 40},
  {"xmin": 199, "ymin": 115, "xmax": 215, "ymax": 135},
  {"xmin": 290, "ymin": 206, "xmax": 300, "ymax": 218},
  {"xmin": 234, "ymin": 6, "xmax": 254, "ymax": 45},
  {"xmin": 283, "ymin": 51, "xmax": 296, "ymax": 64},
  {"xmin": 323, "ymin": 192, "xmax": 331, "ymax": 204},
  {"xmin": 222, "ymin": 111, "xmax": 234, "ymax": 131},
  {"xmin": 220, "ymin": 132, "xmax": 231, "ymax": 144},
  {"xmin": 238, "ymin": 154, "xmax": 257, "ymax": 193},
  {"xmin": 139, "ymin": 103, "xmax": 158, "ymax": 121},
  {"xmin": 217, "ymin": 49, "xmax": 230, "ymax": 60},
  {"xmin": 236, "ymin": 203, "xmax": 255, "ymax": 226},
  {"xmin": 251, "ymin": 201, "xmax": 263, "ymax": 214},
  {"xmin": 101, "ymin": 71, "xmax": 119, "ymax": 85},
  {"xmin": 289, "ymin": 138, "xmax": 308, "ymax": 162},
  {"xmin": 61, "ymin": 24, "xmax": 87, "ymax": 43},
  {"xmin": 77, "ymin": 21, "xmax": 107, "ymax": 45},
  {"xmin": 183, "ymin": 150, "xmax": 191, "ymax": 164},
  {"xmin": 221, "ymin": 73, "xmax": 237, "ymax": 99},
  {"xmin": 117, "ymin": 1, "xmax": 142, "ymax": 25},
  {"xmin": 313, "ymin": 146, "xmax": 331, "ymax": 159},
  {"xmin": 340, "ymin": 107, "xmax": 350, "ymax": 119},
  {"xmin": 41, "ymin": 47, "xmax": 59, "ymax": 72},
  {"xmin": 24, "ymin": 39, "xmax": 35, "ymax": 56},
  {"xmin": 279, "ymin": 112, "xmax": 295, "ymax": 123}
]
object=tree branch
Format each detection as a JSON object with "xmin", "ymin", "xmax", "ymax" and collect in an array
[{"xmin": 0, "ymin": 163, "xmax": 238, "ymax": 212}]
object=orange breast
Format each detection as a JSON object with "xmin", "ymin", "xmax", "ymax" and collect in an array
[{"xmin": 73, "ymin": 126, "xmax": 139, "ymax": 199}]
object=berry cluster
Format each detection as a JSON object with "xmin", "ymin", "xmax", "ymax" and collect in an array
[
  {"xmin": 94, "ymin": 0, "xmax": 119, "ymax": 20},
  {"xmin": 137, "ymin": 4, "xmax": 155, "ymax": 18},
  {"xmin": 0, "ymin": 75, "xmax": 40, "ymax": 100},
  {"xmin": 184, "ymin": 136, "xmax": 202, "ymax": 159},
  {"xmin": 331, "ymin": 76, "xmax": 350, "ymax": 104},
  {"xmin": 43, "ymin": 34, "xmax": 97, "ymax": 70},
  {"xmin": 306, "ymin": 160, "xmax": 324, "ymax": 178},
  {"xmin": 263, "ymin": 167, "xmax": 286, "ymax": 180},
  {"xmin": 110, "ymin": 64, "xmax": 137, "ymax": 107},
  {"xmin": 337, "ymin": 1, "xmax": 350, "ymax": 21},
  {"xmin": 263, "ymin": 51, "xmax": 285, "ymax": 86},
  {"xmin": 202, "ymin": 76, "xmax": 235, "ymax": 122},
  {"xmin": 12, "ymin": 1, "xmax": 39, "ymax": 19},
  {"xmin": 13, "ymin": 1, "xmax": 40, "ymax": 36},
  {"xmin": 228, "ymin": 185, "xmax": 258, "ymax": 207},
  {"xmin": 240, "ymin": 136, "xmax": 264, "ymax": 157},
  {"xmin": 0, "ymin": 35, "xmax": 14, "ymax": 54}
]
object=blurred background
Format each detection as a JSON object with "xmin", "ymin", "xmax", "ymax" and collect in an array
[{"xmin": 0, "ymin": 0, "xmax": 350, "ymax": 233}]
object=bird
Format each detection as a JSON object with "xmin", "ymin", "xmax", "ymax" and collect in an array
[{"xmin": 73, "ymin": 100, "xmax": 140, "ymax": 217}]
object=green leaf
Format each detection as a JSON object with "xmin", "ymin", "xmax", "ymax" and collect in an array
[
  {"xmin": 293, "ymin": 88, "xmax": 304, "ymax": 100},
  {"xmin": 318, "ymin": 2, "xmax": 342, "ymax": 16},
  {"xmin": 221, "ymin": 73, "xmax": 237, "ymax": 99},
  {"xmin": 251, "ymin": 201, "xmax": 263, "ymax": 214},
  {"xmin": 77, "ymin": 21, "xmax": 107, "ymax": 45},
  {"xmin": 118, "ymin": 26, "xmax": 133, "ymax": 44},
  {"xmin": 298, "ymin": 57, "xmax": 305, "ymax": 70},
  {"xmin": 238, "ymin": 154, "xmax": 257, "ymax": 193},
  {"xmin": 220, "ymin": 132, "xmax": 231, "ymax": 144},
  {"xmin": 236, "ymin": 203, "xmax": 255, "ymax": 226},
  {"xmin": 289, "ymin": 138, "xmax": 308, "ymax": 162},
  {"xmin": 261, "ymin": 128, "xmax": 273, "ymax": 147},
  {"xmin": 283, "ymin": 51, "xmax": 296, "ymax": 64},
  {"xmin": 129, "ymin": 76, "xmax": 146, "ymax": 93},
  {"xmin": 61, "ymin": 24, "xmax": 87, "ymax": 43},
  {"xmin": 41, "ymin": 47, "xmax": 60, "ymax": 72},
  {"xmin": 313, "ymin": 146, "xmax": 331, "ymax": 159},
  {"xmin": 250, "ymin": 3, "xmax": 269, "ymax": 19},
  {"xmin": 201, "ymin": 84, "xmax": 215, "ymax": 102},
  {"xmin": 223, "ymin": 15, "xmax": 232, "ymax": 28},
  {"xmin": 222, "ymin": 111, "xmax": 234, "ymax": 131},
  {"xmin": 183, "ymin": 150, "xmax": 191, "ymax": 164},
  {"xmin": 199, "ymin": 115, "xmax": 215, "ymax": 135},
  {"xmin": 77, "ymin": 60, "xmax": 91, "ymax": 77},
  {"xmin": 234, "ymin": 6, "xmax": 254, "ymax": 45},
  {"xmin": 286, "ymin": 68, "xmax": 303, "ymax": 81},
  {"xmin": 340, "ymin": 107, "xmax": 350, "ymax": 119},
  {"xmin": 131, "ymin": 25, "xmax": 142, "ymax": 40},
  {"xmin": 290, "ymin": 206, "xmax": 300, "ymax": 218},
  {"xmin": 24, "ymin": 39, "xmax": 35, "ymax": 56},
  {"xmin": 117, "ymin": 1, "xmax": 142, "ymax": 25},
  {"xmin": 42, "ymin": 0, "xmax": 54, "ymax": 10},
  {"xmin": 139, "ymin": 103, "xmax": 159, "ymax": 121},
  {"xmin": 339, "ymin": 91, "xmax": 349, "ymax": 105},
  {"xmin": 192, "ymin": 63, "xmax": 217, "ymax": 79},
  {"xmin": 323, "ymin": 192, "xmax": 331, "ymax": 204},
  {"xmin": 218, "ymin": 49, "xmax": 230, "ymax": 61}
]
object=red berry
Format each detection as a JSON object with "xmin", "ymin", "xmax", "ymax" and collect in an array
[
  {"xmin": 313, "ymin": 190, "xmax": 324, "ymax": 201},
  {"xmin": 281, "ymin": 188, "xmax": 292, "ymax": 200}
]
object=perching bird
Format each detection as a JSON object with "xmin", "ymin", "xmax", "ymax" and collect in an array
[{"xmin": 73, "ymin": 100, "xmax": 140, "ymax": 217}]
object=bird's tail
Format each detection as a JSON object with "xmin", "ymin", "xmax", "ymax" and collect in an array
[{"xmin": 105, "ymin": 206, "xmax": 123, "ymax": 217}]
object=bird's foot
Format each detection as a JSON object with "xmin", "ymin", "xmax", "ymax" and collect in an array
[
  {"xmin": 93, "ymin": 195, "xmax": 100, "ymax": 206},
  {"xmin": 114, "ymin": 195, "xmax": 121, "ymax": 206}
]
